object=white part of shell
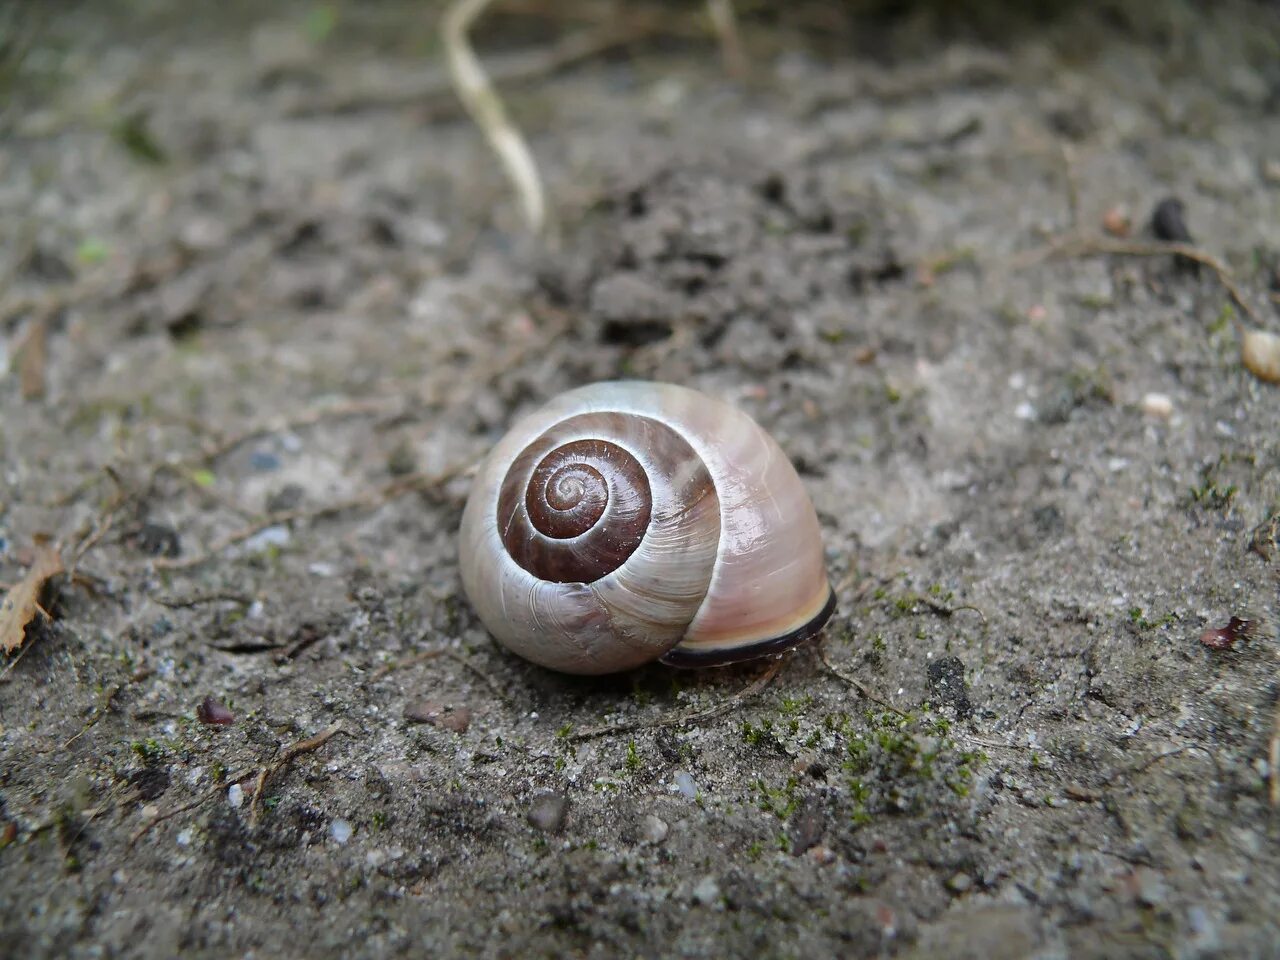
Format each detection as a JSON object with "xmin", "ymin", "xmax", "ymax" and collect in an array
[{"xmin": 458, "ymin": 382, "xmax": 831, "ymax": 674}]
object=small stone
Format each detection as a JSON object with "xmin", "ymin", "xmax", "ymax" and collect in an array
[
  {"xmin": 242, "ymin": 524, "xmax": 290, "ymax": 553},
  {"xmin": 946, "ymin": 872, "xmax": 973, "ymax": 894},
  {"xmin": 1101, "ymin": 205, "xmax": 1131, "ymax": 237},
  {"xmin": 249, "ymin": 449, "xmax": 281, "ymax": 472},
  {"xmin": 691, "ymin": 875, "xmax": 721, "ymax": 906},
  {"xmin": 1150, "ymin": 196, "xmax": 1192, "ymax": 243},
  {"xmin": 265, "ymin": 484, "xmax": 304, "ymax": 514},
  {"xmin": 176, "ymin": 828, "xmax": 193, "ymax": 847},
  {"xmin": 330, "ymin": 818, "xmax": 353, "ymax": 844},
  {"xmin": 129, "ymin": 522, "xmax": 181, "ymax": 558},
  {"xmin": 673, "ymin": 770, "xmax": 698, "ymax": 800},
  {"xmin": 1133, "ymin": 867, "xmax": 1168, "ymax": 907},
  {"xmin": 807, "ymin": 844, "xmax": 836, "ymax": 865},
  {"xmin": 403, "ymin": 700, "xmax": 471, "ymax": 733},
  {"xmin": 526, "ymin": 791, "xmax": 568, "ymax": 834},
  {"xmin": 227, "ymin": 784, "xmax": 243, "ymax": 809},
  {"xmin": 1140, "ymin": 393, "xmax": 1173, "ymax": 419},
  {"xmin": 386, "ymin": 442, "xmax": 418, "ymax": 477},
  {"xmin": 640, "ymin": 814, "xmax": 669, "ymax": 845}
]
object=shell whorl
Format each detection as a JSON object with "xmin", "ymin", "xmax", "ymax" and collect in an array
[
  {"xmin": 459, "ymin": 382, "xmax": 834, "ymax": 675},
  {"xmin": 495, "ymin": 413, "xmax": 715, "ymax": 587}
]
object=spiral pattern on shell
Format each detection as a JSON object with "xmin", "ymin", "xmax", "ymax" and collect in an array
[{"xmin": 459, "ymin": 382, "xmax": 834, "ymax": 675}]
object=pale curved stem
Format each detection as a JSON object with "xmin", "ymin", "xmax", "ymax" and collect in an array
[{"xmin": 442, "ymin": 0, "xmax": 547, "ymax": 234}]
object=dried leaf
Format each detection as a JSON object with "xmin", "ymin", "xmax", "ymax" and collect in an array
[
  {"xmin": 1, "ymin": 541, "xmax": 64, "ymax": 654},
  {"xmin": 1242, "ymin": 328, "xmax": 1280, "ymax": 384}
]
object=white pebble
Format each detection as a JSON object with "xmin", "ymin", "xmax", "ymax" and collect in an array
[
  {"xmin": 330, "ymin": 818, "xmax": 353, "ymax": 844},
  {"xmin": 242, "ymin": 524, "xmax": 291, "ymax": 553},
  {"xmin": 673, "ymin": 770, "xmax": 698, "ymax": 800},
  {"xmin": 692, "ymin": 875, "xmax": 721, "ymax": 905},
  {"xmin": 176, "ymin": 828, "xmax": 193, "ymax": 847},
  {"xmin": 227, "ymin": 784, "xmax": 243, "ymax": 809},
  {"xmin": 1140, "ymin": 392, "xmax": 1173, "ymax": 419},
  {"xmin": 641, "ymin": 814, "xmax": 669, "ymax": 845}
]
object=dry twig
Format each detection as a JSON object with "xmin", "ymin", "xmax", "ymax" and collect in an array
[
  {"xmin": 443, "ymin": 0, "xmax": 546, "ymax": 233},
  {"xmin": 249, "ymin": 724, "xmax": 346, "ymax": 825},
  {"xmin": 1015, "ymin": 235, "xmax": 1260, "ymax": 329},
  {"xmin": 568, "ymin": 656, "xmax": 785, "ymax": 742},
  {"xmin": 1270, "ymin": 697, "xmax": 1279, "ymax": 808},
  {"xmin": 816, "ymin": 637, "xmax": 907, "ymax": 716},
  {"xmin": 152, "ymin": 464, "xmax": 470, "ymax": 571}
]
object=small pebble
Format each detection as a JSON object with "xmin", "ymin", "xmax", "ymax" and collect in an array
[
  {"xmin": 1140, "ymin": 393, "xmax": 1173, "ymax": 419},
  {"xmin": 1133, "ymin": 867, "xmax": 1168, "ymax": 907},
  {"xmin": 640, "ymin": 814, "xmax": 669, "ymax": 845},
  {"xmin": 242, "ymin": 524, "xmax": 290, "ymax": 553},
  {"xmin": 673, "ymin": 770, "xmax": 698, "ymax": 800},
  {"xmin": 526, "ymin": 791, "xmax": 568, "ymax": 834},
  {"xmin": 176, "ymin": 828, "xmax": 193, "ymax": 847},
  {"xmin": 691, "ymin": 875, "xmax": 721, "ymax": 906},
  {"xmin": 807, "ymin": 845, "xmax": 836, "ymax": 866},
  {"xmin": 1150, "ymin": 196, "xmax": 1192, "ymax": 243},
  {"xmin": 249, "ymin": 449, "xmax": 281, "ymax": 472},
  {"xmin": 227, "ymin": 784, "xmax": 243, "ymax": 809},
  {"xmin": 330, "ymin": 818, "xmax": 353, "ymax": 844},
  {"xmin": 1102, "ymin": 205, "xmax": 1131, "ymax": 237},
  {"xmin": 946, "ymin": 872, "xmax": 973, "ymax": 894}
]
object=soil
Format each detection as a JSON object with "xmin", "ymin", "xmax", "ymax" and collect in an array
[{"xmin": 2, "ymin": 1, "xmax": 1279, "ymax": 958}]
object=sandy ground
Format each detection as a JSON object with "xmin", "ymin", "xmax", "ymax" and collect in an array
[{"xmin": 1, "ymin": 1, "xmax": 1279, "ymax": 957}]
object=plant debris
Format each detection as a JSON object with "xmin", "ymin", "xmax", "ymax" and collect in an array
[
  {"xmin": 1, "ymin": 540, "xmax": 64, "ymax": 654},
  {"xmin": 196, "ymin": 697, "xmax": 235, "ymax": 725},
  {"xmin": 1197, "ymin": 616, "xmax": 1257, "ymax": 650}
]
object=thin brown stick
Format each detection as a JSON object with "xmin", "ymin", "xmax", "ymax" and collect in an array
[
  {"xmin": 1015, "ymin": 235, "xmax": 1259, "ymax": 330},
  {"xmin": 443, "ymin": 649, "xmax": 511, "ymax": 704},
  {"xmin": 568, "ymin": 657, "xmax": 785, "ymax": 742},
  {"xmin": 1058, "ymin": 142, "xmax": 1080, "ymax": 231},
  {"xmin": 1270, "ymin": 698, "xmax": 1279, "ymax": 808},
  {"xmin": 249, "ymin": 724, "xmax": 345, "ymax": 825},
  {"xmin": 193, "ymin": 398, "xmax": 403, "ymax": 466},
  {"xmin": 816, "ymin": 637, "xmax": 908, "ymax": 716},
  {"xmin": 152, "ymin": 465, "xmax": 469, "ymax": 571},
  {"xmin": 63, "ymin": 681, "xmax": 125, "ymax": 747},
  {"xmin": 153, "ymin": 591, "xmax": 254, "ymax": 609},
  {"xmin": 372, "ymin": 647, "xmax": 445, "ymax": 679},
  {"xmin": 128, "ymin": 788, "xmax": 220, "ymax": 848}
]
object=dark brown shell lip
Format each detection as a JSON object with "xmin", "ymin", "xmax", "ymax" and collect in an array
[{"xmin": 657, "ymin": 587, "xmax": 837, "ymax": 669}]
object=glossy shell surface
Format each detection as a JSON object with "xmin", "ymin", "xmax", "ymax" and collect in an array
[{"xmin": 459, "ymin": 382, "xmax": 834, "ymax": 674}]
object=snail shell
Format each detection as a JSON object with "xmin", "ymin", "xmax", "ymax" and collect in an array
[{"xmin": 459, "ymin": 382, "xmax": 835, "ymax": 675}]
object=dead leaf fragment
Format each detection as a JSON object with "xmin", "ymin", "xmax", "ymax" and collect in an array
[
  {"xmin": 1241, "ymin": 328, "xmax": 1280, "ymax": 383},
  {"xmin": 1, "ymin": 541, "xmax": 64, "ymax": 654}
]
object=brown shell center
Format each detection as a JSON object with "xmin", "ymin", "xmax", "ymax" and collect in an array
[{"xmin": 500, "ymin": 436, "xmax": 652, "ymax": 584}]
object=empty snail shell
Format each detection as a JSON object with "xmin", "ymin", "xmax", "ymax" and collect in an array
[{"xmin": 458, "ymin": 382, "xmax": 835, "ymax": 675}]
